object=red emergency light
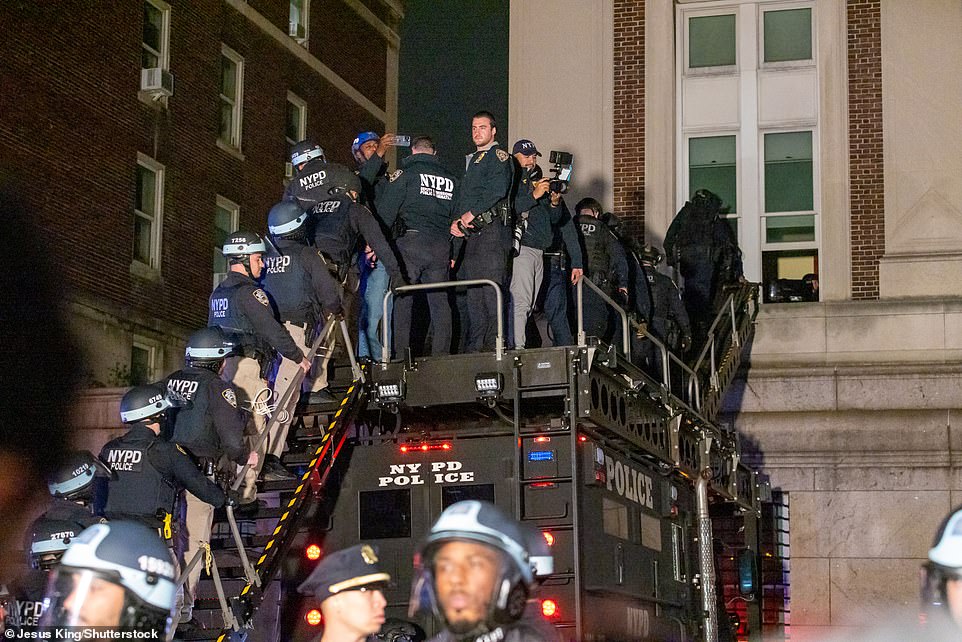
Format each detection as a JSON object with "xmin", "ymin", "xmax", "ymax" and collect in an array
[
  {"xmin": 305, "ymin": 609, "xmax": 322, "ymax": 626},
  {"xmin": 305, "ymin": 544, "xmax": 321, "ymax": 561},
  {"xmin": 399, "ymin": 442, "xmax": 452, "ymax": 453},
  {"xmin": 578, "ymin": 435, "xmax": 588, "ymax": 442},
  {"xmin": 534, "ymin": 436, "xmax": 551, "ymax": 443},
  {"xmin": 541, "ymin": 599, "xmax": 559, "ymax": 618},
  {"xmin": 542, "ymin": 531, "xmax": 554, "ymax": 546}
]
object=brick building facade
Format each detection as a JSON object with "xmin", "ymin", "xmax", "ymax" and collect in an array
[{"xmin": 0, "ymin": 0, "xmax": 400, "ymax": 386}]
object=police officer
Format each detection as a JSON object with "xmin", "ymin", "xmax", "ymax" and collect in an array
[
  {"xmin": 508, "ymin": 139, "xmax": 584, "ymax": 349},
  {"xmin": 98, "ymin": 383, "xmax": 227, "ymax": 533},
  {"xmin": 292, "ymin": 164, "xmax": 403, "ymax": 347},
  {"xmin": 284, "ymin": 139, "xmax": 327, "ymax": 203},
  {"xmin": 262, "ymin": 200, "xmax": 343, "ymax": 409},
  {"xmin": 634, "ymin": 245, "xmax": 692, "ymax": 381},
  {"xmin": 409, "ymin": 500, "xmax": 558, "ymax": 642},
  {"xmin": 209, "ymin": 231, "xmax": 310, "ymax": 502},
  {"xmin": 164, "ymin": 326, "xmax": 255, "ymax": 623},
  {"xmin": 573, "ymin": 198, "xmax": 629, "ymax": 344},
  {"xmin": 541, "ymin": 199, "xmax": 580, "ymax": 347},
  {"xmin": 377, "ymin": 135, "xmax": 458, "ymax": 357},
  {"xmin": 297, "ymin": 544, "xmax": 390, "ymax": 642},
  {"xmin": 45, "ymin": 450, "xmax": 111, "ymax": 525},
  {"xmin": 40, "ymin": 521, "xmax": 178, "ymax": 637},
  {"xmin": 663, "ymin": 189, "xmax": 743, "ymax": 349},
  {"xmin": 450, "ymin": 111, "xmax": 515, "ymax": 353}
]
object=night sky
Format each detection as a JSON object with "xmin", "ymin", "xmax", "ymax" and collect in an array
[{"xmin": 396, "ymin": 0, "xmax": 509, "ymax": 174}]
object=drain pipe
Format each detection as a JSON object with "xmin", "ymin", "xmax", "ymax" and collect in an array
[{"xmin": 695, "ymin": 439, "xmax": 718, "ymax": 642}]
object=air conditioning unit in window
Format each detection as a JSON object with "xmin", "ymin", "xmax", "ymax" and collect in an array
[
  {"xmin": 140, "ymin": 67, "xmax": 174, "ymax": 98},
  {"xmin": 289, "ymin": 22, "xmax": 307, "ymax": 41}
]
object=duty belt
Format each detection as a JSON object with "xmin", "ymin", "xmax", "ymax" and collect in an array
[{"xmin": 544, "ymin": 251, "xmax": 567, "ymax": 270}]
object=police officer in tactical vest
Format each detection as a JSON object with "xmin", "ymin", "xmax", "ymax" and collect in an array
[
  {"xmin": 450, "ymin": 111, "xmax": 515, "ymax": 353},
  {"xmin": 573, "ymin": 198, "xmax": 629, "ymax": 344},
  {"xmin": 634, "ymin": 244, "xmax": 692, "ymax": 382},
  {"xmin": 289, "ymin": 163, "xmax": 403, "ymax": 351},
  {"xmin": 208, "ymin": 231, "xmax": 310, "ymax": 502},
  {"xmin": 164, "ymin": 326, "xmax": 256, "ymax": 623},
  {"xmin": 377, "ymin": 135, "xmax": 458, "ymax": 357},
  {"xmin": 284, "ymin": 139, "xmax": 327, "ymax": 203},
  {"xmin": 98, "ymin": 383, "xmax": 228, "ymax": 532},
  {"xmin": 663, "ymin": 189, "xmax": 743, "ymax": 349},
  {"xmin": 262, "ymin": 200, "xmax": 343, "ymax": 411}
]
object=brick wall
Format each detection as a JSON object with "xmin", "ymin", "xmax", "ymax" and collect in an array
[
  {"xmin": 847, "ymin": 0, "xmax": 884, "ymax": 300},
  {"xmin": 612, "ymin": 0, "xmax": 645, "ymax": 239},
  {"xmin": 0, "ymin": 1, "xmax": 389, "ymax": 362}
]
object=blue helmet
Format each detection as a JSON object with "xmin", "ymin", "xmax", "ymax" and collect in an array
[{"xmin": 352, "ymin": 131, "xmax": 380, "ymax": 160}]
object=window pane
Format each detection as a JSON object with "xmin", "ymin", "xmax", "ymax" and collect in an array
[
  {"xmin": 143, "ymin": 3, "xmax": 162, "ymax": 55},
  {"xmin": 136, "ymin": 165, "xmax": 156, "ymax": 216},
  {"xmin": 219, "ymin": 101, "xmax": 234, "ymax": 142},
  {"xmin": 689, "ymin": 136, "xmax": 736, "ymax": 213},
  {"xmin": 142, "ymin": 49, "xmax": 159, "ymax": 69},
  {"xmin": 764, "ymin": 132, "xmax": 813, "ymax": 212},
  {"xmin": 134, "ymin": 215, "xmax": 153, "ymax": 264},
  {"xmin": 602, "ymin": 497, "xmax": 629, "ymax": 540},
  {"xmin": 359, "ymin": 490, "xmax": 411, "ymax": 539},
  {"xmin": 764, "ymin": 8, "xmax": 812, "ymax": 63},
  {"xmin": 290, "ymin": 0, "xmax": 305, "ymax": 28},
  {"xmin": 130, "ymin": 345, "xmax": 151, "ymax": 385},
  {"xmin": 765, "ymin": 214, "xmax": 815, "ymax": 243},
  {"xmin": 220, "ymin": 56, "xmax": 236, "ymax": 97},
  {"xmin": 762, "ymin": 249, "xmax": 819, "ymax": 303},
  {"xmin": 213, "ymin": 206, "xmax": 234, "ymax": 275},
  {"xmin": 441, "ymin": 484, "xmax": 495, "ymax": 510},
  {"xmin": 285, "ymin": 100, "xmax": 302, "ymax": 142},
  {"xmin": 689, "ymin": 14, "xmax": 736, "ymax": 68}
]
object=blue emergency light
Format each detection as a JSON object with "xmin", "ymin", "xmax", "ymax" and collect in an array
[{"xmin": 528, "ymin": 450, "xmax": 555, "ymax": 462}]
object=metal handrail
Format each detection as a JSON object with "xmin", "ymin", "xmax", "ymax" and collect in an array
[
  {"xmin": 626, "ymin": 316, "xmax": 701, "ymax": 411},
  {"xmin": 381, "ymin": 278, "xmax": 505, "ymax": 364},
  {"xmin": 691, "ymin": 285, "xmax": 755, "ymax": 377},
  {"xmin": 575, "ymin": 276, "xmax": 630, "ymax": 358}
]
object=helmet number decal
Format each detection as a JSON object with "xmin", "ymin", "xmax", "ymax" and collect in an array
[{"xmin": 137, "ymin": 554, "xmax": 175, "ymax": 579}]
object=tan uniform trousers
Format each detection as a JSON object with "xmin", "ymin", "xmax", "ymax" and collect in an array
[
  {"xmin": 222, "ymin": 355, "xmax": 270, "ymax": 503},
  {"xmin": 270, "ymin": 322, "xmax": 332, "ymax": 459},
  {"xmin": 180, "ymin": 490, "xmax": 214, "ymax": 614}
]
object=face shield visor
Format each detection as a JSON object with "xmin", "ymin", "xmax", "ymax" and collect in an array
[{"xmin": 41, "ymin": 567, "xmax": 171, "ymax": 634}]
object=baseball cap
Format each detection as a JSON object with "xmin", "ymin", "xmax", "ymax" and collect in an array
[
  {"xmin": 297, "ymin": 544, "xmax": 391, "ymax": 603},
  {"xmin": 512, "ymin": 139, "xmax": 541, "ymax": 156}
]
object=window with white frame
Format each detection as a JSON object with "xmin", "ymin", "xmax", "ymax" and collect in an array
[
  {"xmin": 142, "ymin": 0, "xmax": 170, "ymax": 70},
  {"xmin": 219, "ymin": 45, "xmax": 244, "ymax": 150},
  {"xmin": 134, "ymin": 153, "xmax": 164, "ymax": 269},
  {"xmin": 289, "ymin": 0, "xmax": 310, "ymax": 44},
  {"xmin": 678, "ymin": 1, "xmax": 819, "ymax": 303},
  {"xmin": 285, "ymin": 92, "xmax": 307, "ymax": 147},
  {"xmin": 213, "ymin": 196, "xmax": 239, "ymax": 288},
  {"xmin": 130, "ymin": 338, "xmax": 160, "ymax": 385}
]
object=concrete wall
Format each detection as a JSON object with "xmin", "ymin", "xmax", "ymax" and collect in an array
[
  {"xmin": 508, "ymin": 0, "xmax": 614, "ymax": 210},
  {"xmin": 727, "ymin": 299, "xmax": 962, "ymax": 639},
  {"xmin": 878, "ymin": 0, "xmax": 962, "ymax": 296}
]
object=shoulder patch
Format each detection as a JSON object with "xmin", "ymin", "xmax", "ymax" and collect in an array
[
  {"xmin": 495, "ymin": 149, "xmax": 509, "ymax": 162},
  {"xmin": 473, "ymin": 151, "xmax": 486, "ymax": 164},
  {"xmin": 388, "ymin": 169, "xmax": 403, "ymax": 182},
  {"xmin": 222, "ymin": 388, "xmax": 238, "ymax": 408},
  {"xmin": 252, "ymin": 289, "xmax": 270, "ymax": 307}
]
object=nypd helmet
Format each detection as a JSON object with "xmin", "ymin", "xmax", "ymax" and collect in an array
[
  {"xmin": 291, "ymin": 139, "xmax": 326, "ymax": 167},
  {"xmin": 40, "ymin": 521, "xmax": 177, "ymax": 634},
  {"xmin": 28, "ymin": 517, "xmax": 84, "ymax": 570},
  {"xmin": 324, "ymin": 163, "xmax": 362, "ymax": 197},
  {"xmin": 185, "ymin": 326, "xmax": 238, "ymax": 369},
  {"xmin": 47, "ymin": 450, "xmax": 112, "ymax": 501},
  {"xmin": 692, "ymin": 188, "xmax": 722, "ymax": 213},
  {"xmin": 222, "ymin": 231, "xmax": 267, "ymax": 258},
  {"xmin": 409, "ymin": 501, "xmax": 553, "ymax": 630},
  {"xmin": 268, "ymin": 201, "xmax": 309, "ymax": 237},
  {"xmin": 640, "ymin": 244, "xmax": 664, "ymax": 266},
  {"xmin": 119, "ymin": 383, "xmax": 173, "ymax": 425}
]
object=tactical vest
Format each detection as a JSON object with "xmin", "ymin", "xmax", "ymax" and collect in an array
[
  {"xmin": 290, "ymin": 158, "xmax": 330, "ymax": 210},
  {"xmin": 645, "ymin": 267, "xmax": 672, "ymax": 326},
  {"xmin": 261, "ymin": 242, "xmax": 313, "ymax": 323},
  {"xmin": 575, "ymin": 215, "xmax": 612, "ymax": 282},
  {"xmin": 101, "ymin": 435, "xmax": 177, "ymax": 527},
  {"xmin": 166, "ymin": 368, "xmax": 215, "ymax": 459},
  {"xmin": 311, "ymin": 195, "xmax": 352, "ymax": 266},
  {"xmin": 209, "ymin": 281, "xmax": 256, "ymax": 336},
  {"xmin": 8, "ymin": 570, "xmax": 46, "ymax": 632}
]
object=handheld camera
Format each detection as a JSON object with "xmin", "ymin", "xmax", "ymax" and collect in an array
[{"xmin": 548, "ymin": 151, "xmax": 573, "ymax": 194}]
